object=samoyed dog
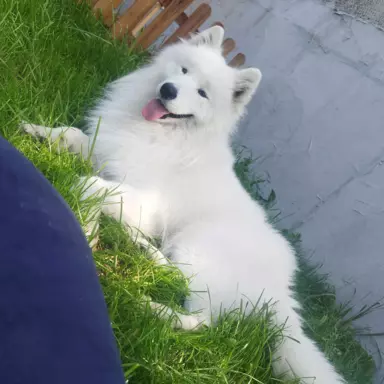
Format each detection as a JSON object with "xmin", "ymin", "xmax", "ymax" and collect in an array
[{"xmin": 23, "ymin": 26, "xmax": 345, "ymax": 383}]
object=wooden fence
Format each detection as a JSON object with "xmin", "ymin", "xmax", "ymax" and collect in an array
[{"xmin": 86, "ymin": 0, "xmax": 246, "ymax": 67}]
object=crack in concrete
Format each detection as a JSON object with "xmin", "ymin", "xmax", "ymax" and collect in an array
[
  {"xmin": 291, "ymin": 148, "xmax": 384, "ymax": 230},
  {"xmin": 292, "ymin": 23, "xmax": 384, "ymax": 86}
]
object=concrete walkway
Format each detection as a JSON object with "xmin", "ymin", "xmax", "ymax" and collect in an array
[{"xmin": 192, "ymin": 0, "xmax": 384, "ymax": 380}]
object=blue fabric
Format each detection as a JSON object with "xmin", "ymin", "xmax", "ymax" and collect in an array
[{"xmin": 0, "ymin": 137, "xmax": 124, "ymax": 384}]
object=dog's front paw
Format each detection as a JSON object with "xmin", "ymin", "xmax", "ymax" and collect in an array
[
  {"xmin": 175, "ymin": 313, "xmax": 204, "ymax": 330},
  {"xmin": 20, "ymin": 121, "xmax": 46, "ymax": 138},
  {"xmin": 149, "ymin": 302, "xmax": 204, "ymax": 330}
]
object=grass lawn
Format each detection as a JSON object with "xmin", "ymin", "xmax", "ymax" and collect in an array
[{"xmin": 0, "ymin": 0, "xmax": 379, "ymax": 382}]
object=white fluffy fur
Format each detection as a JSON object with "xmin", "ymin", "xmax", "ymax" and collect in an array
[{"xmin": 23, "ymin": 26, "xmax": 345, "ymax": 383}]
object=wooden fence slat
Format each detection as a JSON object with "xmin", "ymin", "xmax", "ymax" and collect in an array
[
  {"xmin": 175, "ymin": 12, "xmax": 188, "ymax": 26},
  {"xmin": 114, "ymin": 0, "xmax": 159, "ymax": 39},
  {"xmin": 163, "ymin": 4, "xmax": 211, "ymax": 46},
  {"xmin": 229, "ymin": 53, "xmax": 245, "ymax": 68},
  {"xmin": 131, "ymin": 2, "xmax": 162, "ymax": 37},
  {"xmin": 176, "ymin": 12, "xmax": 219, "ymax": 32},
  {"xmin": 90, "ymin": 0, "xmax": 245, "ymax": 66},
  {"xmin": 136, "ymin": 0, "xmax": 194, "ymax": 49},
  {"xmin": 222, "ymin": 38, "xmax": 235, "ymax": 56},
  {"xmin": 93, "ymin": 0, "xmax": 123, "ymax": 26},
  {"xmin": 159, "ymin": 0, "xmax": 172, "ymax": 6},
  {"xmin": 212, "ymin": 21, "xmax": 224, "ymax": 28}
]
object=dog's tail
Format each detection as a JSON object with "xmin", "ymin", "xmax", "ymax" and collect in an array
[{"xmin": 273, "ymin": 297, "xmax": 345, "ymax": 384}]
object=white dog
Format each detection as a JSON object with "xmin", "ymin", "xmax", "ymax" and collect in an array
[{"xmin": 23, "ymin": 26, "xmax": 345, "ymax": 383}]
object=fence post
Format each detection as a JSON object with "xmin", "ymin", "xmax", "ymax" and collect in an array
[
  {"xmin": 136, "ymin": 0, "xmax": 194, "ymax": 49},
  {"xmin": 93, "ymin": 0, "xmax": 123, "ymax": 26},
  {"xmin": 163, "ymin": 3, "xmax": 211, "ymax": 46}
]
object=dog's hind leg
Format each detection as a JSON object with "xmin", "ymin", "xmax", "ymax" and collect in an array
[
  {"xmin": 21, "ymin": 122, "xmax": 90, "ymax": 157},
  {"xmin": 272, "ymin": 297, "xmax": 345, "ymax": 384}
]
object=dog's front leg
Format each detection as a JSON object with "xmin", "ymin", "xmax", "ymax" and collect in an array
[
  {"xmin": 149, "ymin": 301, "xmax": 204, "ymax": 330},
  {"xmin": 79, "ymin": 176, "xmax": 168, "ymax": 264},
  {"xmin": 81, "ymin": 178, "xmax": 206, "ymax": 328},
  {"xmin": 21, "ymin": 122, "xmax": 90, "ymax": 157}
]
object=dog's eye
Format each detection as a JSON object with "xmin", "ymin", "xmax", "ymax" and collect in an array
[
  {"xmin": 182, "ymin": 67, "xmax": 188, "ymax": 74},
  {"xmin": 198, "ymin": 89, "xmax": 208, "ymax": 99}
]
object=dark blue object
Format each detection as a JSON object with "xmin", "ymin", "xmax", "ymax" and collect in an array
[{"xmin": 0, "ymin": 136, "xmax": 124, "ymax": 384}]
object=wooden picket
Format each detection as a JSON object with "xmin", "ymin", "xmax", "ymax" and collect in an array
[
  {"xmin": 85, "ymin": 0, "xmax": 246, "ymax": 67},
  {"xmin": 94, "ymin": 0, "xmax": 122, "ymax": 26},
  {"xmin": 229, "ymin": 53, "xmax": 245, "ymax": 68},
  {"xmin": 163, "ymin": 3, "xmax": 211, "ymax": 46},
  {"xmin": 222, "ymin": 38, "xmax": 235, "ymax": 57},
  {"xmin": 136, "ymin": 0, "xmax": 195, "ymax": 49},
  {"xmin": 114, "ymin": 0, "xmax": 159, "ymax": 39}
]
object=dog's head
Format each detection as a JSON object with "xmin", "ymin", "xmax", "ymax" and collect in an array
[{"xmin": 141, "ymin": 26, "xmax": 262, "ymax": 134}]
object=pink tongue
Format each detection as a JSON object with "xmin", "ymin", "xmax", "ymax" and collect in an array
[{"xmin": 142, "ymin": 99, "xmax": 169, "ymax": 121}]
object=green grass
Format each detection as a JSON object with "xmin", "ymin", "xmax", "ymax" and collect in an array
[{"xmin": 0, "ymin": 0, "xmax": 378, "ymax": 382}]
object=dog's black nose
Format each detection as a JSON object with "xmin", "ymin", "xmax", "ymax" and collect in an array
[{"xmin": 160, "ymin": 83, "xmax": 178, "ymax": 100}]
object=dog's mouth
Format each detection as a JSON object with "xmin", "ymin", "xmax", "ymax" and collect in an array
[{"xmin": 142, "ymin": 99, "xmax": 193, "ymax": 121}]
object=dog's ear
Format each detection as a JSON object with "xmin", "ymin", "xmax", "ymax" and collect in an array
[
  {"xmin": 188, "ymin": 26, "xmax": 224, "ymax": 50},
  {"xmin": 233, "ymin": 68, "xmax": 262, "ymax": 109}
]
